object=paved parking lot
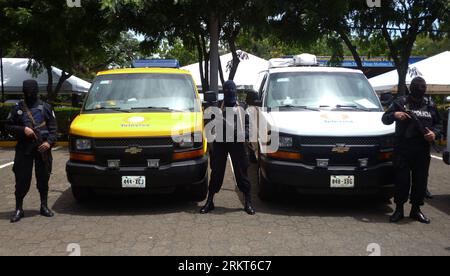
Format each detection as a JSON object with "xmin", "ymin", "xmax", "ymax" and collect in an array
[{"xmin": 0, "ymin": 147, "xmax": 449, "ymax": 256}]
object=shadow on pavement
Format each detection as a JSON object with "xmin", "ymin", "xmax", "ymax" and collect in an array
[
  {"xmin": 240, "ymin": 164, "xmax": 396, "ymax": 224},
  {"xmin": 238, "ymin": 190, "xmax": 396, "ymax": 224},
  {"xmin": 52, "ymin": 188, "xmax": 200, "ymax": 217},
  {"xmin": 426, "ymin": 195, "xmax": 450, "ymax": 216},
  {"xmin": 0, "ymin": 210, "xmax": 41, "ymax": 221}
]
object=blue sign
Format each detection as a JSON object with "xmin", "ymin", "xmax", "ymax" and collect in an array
[
  {"xmin": 132, "ymin": 59, "xmax": 180, "ymax": 69},
  {"xmin": 317, "ymin": 57, "xmax": 425, "ymax": 68}
]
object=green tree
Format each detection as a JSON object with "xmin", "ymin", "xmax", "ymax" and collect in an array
[
  {"xmin": 358, "ymin": 0, "xmax": 450, "ymax": 95},
  {"xmin": 3, "ymin": 0, "xmax": 124, "ymax": 101}
]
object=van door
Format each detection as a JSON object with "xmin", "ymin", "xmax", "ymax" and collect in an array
[{"xmin": 250, "ymin": 72, "xmax": 269, "ymax": 157}]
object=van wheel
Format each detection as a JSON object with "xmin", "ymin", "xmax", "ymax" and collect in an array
[
  {"xmin": 258, "ymin": 167, "xmax": 275, "ymax": 202},
  {"xmin": 71, "ymin": 186, "xmax": 93, "ymax": 203},
  {"xmin": 187, "ymin": 175, "xmax": 208, "ymax": 202}
]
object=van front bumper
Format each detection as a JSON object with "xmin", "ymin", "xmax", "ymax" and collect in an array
[
  {"xmin": 66, "ymin": 156, "xmax": 208, "ymax": 193},
  {"xmin": 260, "ymin": 156, "xmax": 395, "ymax": 195}
]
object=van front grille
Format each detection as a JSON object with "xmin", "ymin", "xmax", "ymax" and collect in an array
[
  {"xmin": 299, "ymin": 137, "xmax": 380, "ymax": 146},
  {"xmin": 94, "ymin": 138, "xmax": 173, "ymax": 148}
]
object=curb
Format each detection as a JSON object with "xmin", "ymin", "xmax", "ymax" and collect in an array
[{"xmin": 0, "ymin": 141, "xmax": 69, "ymax": 148}]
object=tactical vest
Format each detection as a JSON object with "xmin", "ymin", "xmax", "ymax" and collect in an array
[
  {"xmin": 19, "ymin": 101, "xmax": 50, "ymax": 140},
  {"xmin": 402, "ymin": 98, "xmax": 434, "ymax": 139}
]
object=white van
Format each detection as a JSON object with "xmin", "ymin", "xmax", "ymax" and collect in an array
[{"xmin": 247, "ymin": 54, "xmax": 396, "ymax": 201}]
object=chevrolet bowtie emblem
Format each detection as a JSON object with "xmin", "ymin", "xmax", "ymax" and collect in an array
[
  {"xmin": 332, "ymin": 145, "xmax": 350, "ymax": 154},
  {"xmin": 125, "ymin": 146, "xmax": 143, "ymax": 155}
]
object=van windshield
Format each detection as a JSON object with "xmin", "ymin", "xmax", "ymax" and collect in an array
[
  {"xmin": 266, "ymin": 72, "xmax": 382, "ymax": 111},
  {"xmin": 84, "ymin": 73, "xmax": 198, "ymax": 112}
]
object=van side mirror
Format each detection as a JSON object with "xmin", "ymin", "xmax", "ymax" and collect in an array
[
  {"xmin": 204, "ymin": 91, "xmax": 218, "ymax": 103},
  {"xmin": 379, "ymin": 92, "xmax": 394, "ymax": 107},
  {"xmin": 247, "ymin": 90, "xmax": 262, "ymax": 107},
  {"xmin": 446, "ymin": 96, "xmax": 450, "ymax": 103}
]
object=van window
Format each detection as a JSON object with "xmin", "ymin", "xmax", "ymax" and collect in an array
[
  {"xmin": 266, "ymin": 72, "xmax": 382, "ymax": 111},
  {"xmin": 84, "ymin": 74, "xmax": 198, "ymax": 112}
]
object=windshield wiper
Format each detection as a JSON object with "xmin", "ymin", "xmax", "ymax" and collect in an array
[
  {"xmin": 85, "ymin": 107, "xmax": 131, "ymax": 113},
  {"xmin": 277, "ymin": 105, "xmax": 320, "ymax": 112},
  {"xmin": 335, "ymin": 105, "xmax": 371, "ymax": 112},
  {"xmin": 131, "ymin": 106, "xmax": 188, "ymax": 112}
]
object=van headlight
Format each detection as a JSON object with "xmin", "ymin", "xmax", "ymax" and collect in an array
[
  {"xmin": 279, "ymin": 136, "xmax": 293, "ymax": 148},
  {"xmin": 76, "ymin": 139, "xmax": 92, "ymax": 151},
  {"xmin": 174, "ymin": 132, "xmax": 202, "ymax": 149}
]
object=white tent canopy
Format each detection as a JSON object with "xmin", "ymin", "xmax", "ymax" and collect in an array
[
  {"xmin": 369, "ymin": 51, "xmax": 450, "ymax": 95},
  {"xmin": 0, "ymin": 58, "xmax": 91, "ymax": 95},
  {"xmin": 181, "ymin": 51, "xmax": 268, "ymax": 91}
]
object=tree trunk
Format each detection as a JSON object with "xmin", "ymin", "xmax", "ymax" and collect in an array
[
  {"xmin": 226, "ymin": 25, "xmax": 242, "ymax": 81},
  {"xmin": 218, "ymin": 53, "xmax": 225, "ymax": 86},
  {"xmin": 48, "ymin": 69, "xmax": 72, "ymax": 103},
  {"xmin": 201, "ymin": 34, "xmax": 210, "ymax": 91},
  {"xmin": 228, "ymin": 49, "xmax": 240, "ymax": 81},
  {"xmin": 397, "ymin": 64, "xmax": 409, "ymax": 96},
  {"xmin": 337, "ymin": 30, "xmax": 363, "ymax": 71},
  {"xmin": 46, "ymin": 65, "xmax": 54, "ymax": 100},
  {"xmin": 195, "ymin": 34, "xmax": 207, "ymax": 92},
  {"xmin": 0, "ymin": 47, "xmax": 5, "ymax": 103},
  {"xmin": 54, "ymin": 71, "xmax": 72, "ymax": 97},
  {"xmin": 209, "ymin": 13, "xmax": 220, "ymax": 93}
]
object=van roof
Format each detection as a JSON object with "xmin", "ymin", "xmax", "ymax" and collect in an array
[
  {"xmin": 97, "ymin": 68, "xmax": 191, "ymax": 76},
  {"xmin": 267, "ymin": 66, "xmax": 364, "ymax": 75}
]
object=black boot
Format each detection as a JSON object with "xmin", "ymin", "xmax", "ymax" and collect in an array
[
  {"xmin": 10, "ymin": 198, "xmax": 24, "ymax": 223},
  {"xmin": 40, "ymin": 193, "xmax": 54, "ymax": 218},
  {"xmin": 410, "ymin": 205, "xmax": 431, "ymax": 224},
  {"xmin": 200, "ymin": 194, "xmax": 215, "ymax": 214},
  {"xmin": 244, "ymin": 194, "xmax": 256, "ymax": 216},
  {"xmin": 390, "ymin": 204, "xmax": 404, "ymax": 223}
]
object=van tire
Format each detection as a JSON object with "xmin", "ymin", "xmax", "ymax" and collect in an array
[
  {"xmin": 187, "ymin": 175, "xmax": 208, "ymax": 202},
  {"xmin": 258, "ymin": 167, "xmax": 275, "ymax": 202},
  {"xmin": 72, "ymin": 186, "xmax": 93, "ymax": 203}
]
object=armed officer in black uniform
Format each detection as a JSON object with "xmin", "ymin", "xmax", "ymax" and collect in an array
[
  {"xmin": 5, "ymin": 80, "xmax": 58, "ymax": 223},
  {"xmin": 200, "ymin": 80, "xmax": 256, "ymax": 215},
  {"xmin": 382, "ymin": 77, "xmax": 442, "ymax": 224}
]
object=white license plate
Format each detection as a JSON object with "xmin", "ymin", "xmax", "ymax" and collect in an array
[
  {"xmin": 122, "ymin": 176, "xmax": 146, "ymax": 189},
  {"xmin": 330, "ymin": 176, "xmax": 355, "ymax": 188}
]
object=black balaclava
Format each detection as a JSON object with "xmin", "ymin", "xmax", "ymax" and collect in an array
[
  {"xmin": 23, "ymin": 80, "xmax": 39, "ymax": 107},
  {"xmin": 409, "ymin": 77, "xmax": 427, "ymax": 102},
  {"xmin": 223, "ymin": 80, "xmax": 237, "ymax": 107}
]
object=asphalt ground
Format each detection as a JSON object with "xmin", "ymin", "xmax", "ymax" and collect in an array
[{"xmin": 0, "ymin": 147, "xmax": 449, "ymax": 256}]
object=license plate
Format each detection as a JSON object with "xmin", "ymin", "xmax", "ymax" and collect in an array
[
  {"xmin": 122, "ymin": 176, "xmax": 146, "ymax": 189},
  {"xmin": 330, "ymin": 176, "xmax": 355, "ymax": 188}
]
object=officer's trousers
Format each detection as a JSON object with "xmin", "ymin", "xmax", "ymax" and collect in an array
[
  {"xmin": 13, "ymin": 149, "xmax": 53, "ymax": 201},
  {"xmin": 393, "ymin": 140, "xmax": 430, "ymax": 206},
  {"xmin": 208, "ymin": 142, "xmax": 251, "ymax": 197}
]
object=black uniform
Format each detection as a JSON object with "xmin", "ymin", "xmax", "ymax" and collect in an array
[
  {"xmin": 201, "ymin": 80, "xmax": 255, "ymax": 215},
  {"xmin": 382, "ymin": 96, "xmax": 442, "ymax": 207},
  {"xmin": 208, "ymin": 104, "xmax": 251, "ymax": 196},
  {"xmin": 5, "ymin": 100, "xmax": 57, "ymax": 207}
]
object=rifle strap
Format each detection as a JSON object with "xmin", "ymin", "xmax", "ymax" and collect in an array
[{"xmin": 20, "ymin": 102, "xmax": 47, "ymax": 129}]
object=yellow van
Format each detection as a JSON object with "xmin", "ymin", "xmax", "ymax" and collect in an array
[{"xmin": 66, "ymin": 60, "xmax": 208, "ymax": 202}]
